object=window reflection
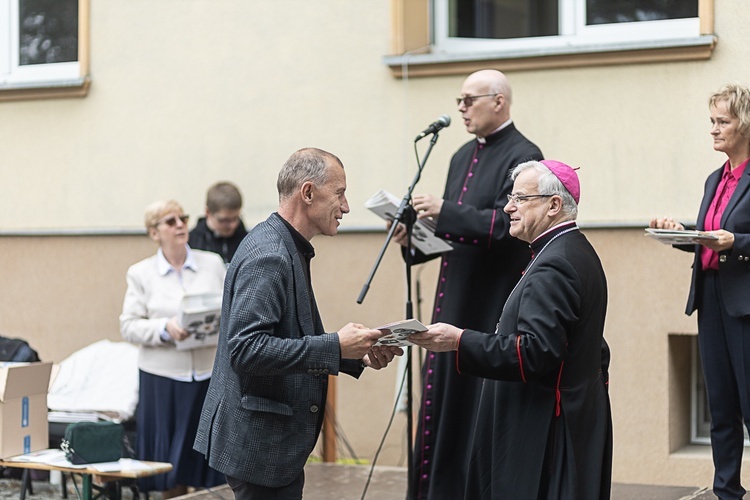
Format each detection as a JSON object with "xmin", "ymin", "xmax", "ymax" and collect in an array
[
  {"xmin": 19, "ymin": 0, "xmax": 78, "ymax": 66},
  {"xmin": 586, "ymin": 0, "xmax": 698, "ymax": 26},
  {"xmin": 448, "ymin": 0, "xmax": 558, "ymax": 39}
]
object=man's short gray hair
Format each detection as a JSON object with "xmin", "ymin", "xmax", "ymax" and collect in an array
[
  {"xmin": 511, "ymin": 161, "xmax": 578, "ymax": 218},
  {"xmin": 277, "ymin": 148, "xmax": 343, "ymax": 200}
]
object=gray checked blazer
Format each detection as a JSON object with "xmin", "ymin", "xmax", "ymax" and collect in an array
[{"xmin": 194, "ymin": 212, "xmax": 363, "ymax": 487}]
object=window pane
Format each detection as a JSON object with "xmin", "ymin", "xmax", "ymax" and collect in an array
[
  {"xmin": 448, "ymin": 0, "xmax": 558, "ymax": 39},
  {"xmin": 694, "ymin": 340, "xmax": 710, "ymax": 441},
  {"xmin": 586, "ymin": 0, "xmax": 698, "ymax": 26},
  {"xmin": 19, "ymin": 0, "xmax": 78, "ymax": 66}
]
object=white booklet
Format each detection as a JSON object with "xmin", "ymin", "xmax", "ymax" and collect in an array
[
  {"xmin": 645, "ymin": 228, "xmax": 719, "ymax": 245},
  {"xmin": 374, "ymin": 318, "xmax": 428, "ymax": 347},
  {"xmin": 176, "ymin": 292, "xmax": 222, "ymax": 351},
  {"xmin": 365, "ymin": 189, "xmax": 453, "ymax": 256}
]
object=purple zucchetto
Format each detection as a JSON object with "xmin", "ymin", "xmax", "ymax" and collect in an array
[{"xmin": 540, "ymin": 160, "xmax": 580, "ymax": 204}]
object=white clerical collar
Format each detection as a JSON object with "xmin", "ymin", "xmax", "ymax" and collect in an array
[
  {"xmin": 477, "ymin": 118, "xmax": 513, "ymax": 144},
  {"xmin": 531, "ymin": 220, "xmax": 578, "ymax": 245}
]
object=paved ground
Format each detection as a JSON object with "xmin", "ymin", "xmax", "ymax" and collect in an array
[{"xmin": 0, "ymin": 464, "xmax": 717, "ymax": 499}]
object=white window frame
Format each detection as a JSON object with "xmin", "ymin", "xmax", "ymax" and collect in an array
[
  {"xmin": 0, "ymin": 0, "xmax": 81, "ymax": 87},
  {"xmin": 432, "ymin": 0, "xmax": 700, "ymax": 55}
]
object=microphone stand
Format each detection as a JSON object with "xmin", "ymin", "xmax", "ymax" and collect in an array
[{"xmin": 357, "ymin": 131, "xmax": 442, "ymax": 499}]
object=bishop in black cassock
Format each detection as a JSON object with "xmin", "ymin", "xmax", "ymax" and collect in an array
[{"xmin": 410, "ymin": 160, "xmax": 612, "ymax": 500}]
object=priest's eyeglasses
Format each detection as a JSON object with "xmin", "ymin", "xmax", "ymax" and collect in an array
[
  {"xmin": 506, "ymin": 194, "xmax": 553, "ymax": 205},
  {"xmin": 456, "ymin": 93, "xmax": 499, "ymax": 107}
]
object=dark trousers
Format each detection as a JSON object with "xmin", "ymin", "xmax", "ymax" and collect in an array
[
  {"xmin": 225, "ymin": 472, "xmax": 304, "ymax": 500},
  {"xmin": 698, "ymin": 271, "xmax": 750, "ymax": 500}
]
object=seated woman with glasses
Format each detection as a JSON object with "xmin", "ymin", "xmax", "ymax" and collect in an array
[{"xmin": 120, "ymin": 199, "xmax": 227, "ymax": 498}]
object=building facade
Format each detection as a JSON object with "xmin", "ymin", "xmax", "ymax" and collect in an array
[{"xmin": 0, "ymin": 0, "xmax": 746, "ymax": 487}]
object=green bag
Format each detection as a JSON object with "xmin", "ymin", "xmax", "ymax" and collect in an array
[{"xmin": 60, "ymin": 421, "xmax": 124, "ymax": 464}]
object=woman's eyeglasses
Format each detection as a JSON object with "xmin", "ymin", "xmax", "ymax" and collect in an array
[{"xmin": 156, "ymin": 214, "xmax": 189, "ymax": 227}]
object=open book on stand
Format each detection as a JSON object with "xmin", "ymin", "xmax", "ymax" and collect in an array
[
  {"xmin": 374, "ymin": 318, "xmax": 428, "ymax": 347},
  {"xmin": 365, "ymin": 189, "xmax": 453, "ymax": 256},
  {"xmin": 177, "ymin": 292, "xmax": 222, "ymax": 351}
]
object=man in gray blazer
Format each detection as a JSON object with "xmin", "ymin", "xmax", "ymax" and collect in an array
[{"xmin": 194, "ymin": 147, "xmax": 401, "ymax": 499}]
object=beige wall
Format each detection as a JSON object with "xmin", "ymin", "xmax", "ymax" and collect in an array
[
  {"xmin": 0, "ymin": 234, "xmax": 154, "ymax": 356},
  {"xmin": 4, "ymin": 228, "xmax": 748, "ymax": 486},
  {"xmin": 2, "ymin": 0, "xmax": 748, "ymax": 232},
  {"xmin": 2, "ymin": 0, "xmax": 750, "ymax": 489}
]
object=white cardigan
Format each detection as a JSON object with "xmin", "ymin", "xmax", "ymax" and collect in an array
[{"xmin": 119, "ymin": 247, "xmax": 226, "ymax": 380}]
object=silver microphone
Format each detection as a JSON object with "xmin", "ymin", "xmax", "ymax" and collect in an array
[{"xmin": 415, "ymin": 115, "xmax": 451, "ymax": 141}]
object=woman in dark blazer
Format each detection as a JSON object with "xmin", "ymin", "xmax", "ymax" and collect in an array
[{"xmin": 651, "ymin": 83, "xmax": 750, "ymax": 500}]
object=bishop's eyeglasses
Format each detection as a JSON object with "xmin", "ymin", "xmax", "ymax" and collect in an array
[{"xmin": 506, "ymin": 194, "xmax": 553, "ymax": 205}]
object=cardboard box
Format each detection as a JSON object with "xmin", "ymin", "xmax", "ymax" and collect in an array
[{"xmin": 0, "ymin": 362, "xmax": 52, "ymax": 458}]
